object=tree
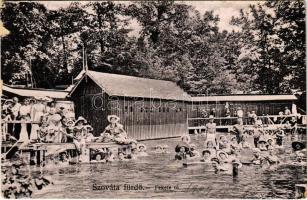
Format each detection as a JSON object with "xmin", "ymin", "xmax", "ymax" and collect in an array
[{"xmin": 231, "ymin": 0, "xmax": 305, "ymax": 94}]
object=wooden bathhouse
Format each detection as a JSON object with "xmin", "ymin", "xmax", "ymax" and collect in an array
[
  {"xmin": 68, "ymin": 70, "xmax": 190, "ymax": 140},
  {"xmin": 189, "ymin": 94, "xmax": 299, "ymax": 118}
]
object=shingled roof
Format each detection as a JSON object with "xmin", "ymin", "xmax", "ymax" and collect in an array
[{"xmin": 70, "ymin": 70, "xmax": 190, "ymax": 101}]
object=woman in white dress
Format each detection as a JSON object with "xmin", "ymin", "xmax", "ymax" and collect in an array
[
  {"xmin": 47, "ymin": 108, "xmax": 63, "ymax": 143},
  {"xmin": 30, "ymin": 97, "xmax": 46, "ymax": 141},
  {"xmin": 19, "ymin": 99, "xmax": 31, "ymax": 142}
]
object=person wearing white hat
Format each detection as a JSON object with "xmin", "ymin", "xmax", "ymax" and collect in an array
[
  {"xmin": 47, "ymin": 108, "xmax": 63, "ymax": 143},
  {"xmin": 84, "ymin": 125, "xmax": 97, "ymax": 142},
  {"xmin": 102, "ymin": 115, "xmax": 129, "ymax": 144}
]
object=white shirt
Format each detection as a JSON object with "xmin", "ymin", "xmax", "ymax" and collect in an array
[{"xmin": 19, "ymin": 105, "xmax": 31, "ymax": 116}]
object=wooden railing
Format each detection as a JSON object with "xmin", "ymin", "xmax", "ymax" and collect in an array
[{"xmin": 187, "ymin": 114, "xmax": 307, "ymax": 130}]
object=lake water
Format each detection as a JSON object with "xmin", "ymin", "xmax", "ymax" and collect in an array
[{"xmin": 31, "ymin": 135, "xmax": 306, "ymax": 198}]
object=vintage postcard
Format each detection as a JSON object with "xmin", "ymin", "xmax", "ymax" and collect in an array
[{"xmin": 0, "ymin": 0, "xmax": 306, "ymax": 199}]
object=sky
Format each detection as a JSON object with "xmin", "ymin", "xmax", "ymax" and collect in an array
[{"xmin": 37, "ymin": 1, "xmax": 263, "ymax": 32}]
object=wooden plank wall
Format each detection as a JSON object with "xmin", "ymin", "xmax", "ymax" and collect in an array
[
  {"xmin": 70, "ymin": 78, "xmax": 109, "ymax": 136},
  {"xmin": 108, "ymin": 98, "xmax": 188, "ymax": 140}
]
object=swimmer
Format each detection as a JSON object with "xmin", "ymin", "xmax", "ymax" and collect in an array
[
  {"xmin": 219, "ymin": 135, "xmax": 231, "ymax": 153},
  {"xmin": 258, "ymin": 139, "xmax": 267, "ymax": 151},
  {"xmin": 105, "ymin": 148, "xmax": 115, "ymax": 162},
  {"xmin": 188, "ymin": 144, "xmax": 200, "ymax": 158},
  {"xmin": 251, "ymin": 148, "xmax": 265, "ymax": 165},
  {"xmin": 266, "ymin": 138, "xmax": 276, "ymax": 150},
  {"xmin": 137, "ymin": 144, "xmax": 148, "ymax": 157},
  {"xmin": 265, "ymin": 149, "xmax": 280, "ymax": 165},
  {"xmin": 239, "ymin": 134, "xmax": 252, "ymax": 149},
  {"xmin": 175, "ymin": 146, "xmax": 187, "ymax": 161},
  {"xmin": 230, "ymin": 136, "xmax": 240, "ymax": 153},
  {"xmin": 154, "ymin": 145, "xmax": 164, "ymax": 153},
  {"xmin": 200, "ymin": 149, "xmax": 212, "ymax": 163},
  {"xmin": 206, "ymin": 140, "xmax": 217, "ymax": 150},
  {"xmin": 292, "ymin": 152, "xmax": 306, "ymax": 165},
  {"xmin": 275, "ymin": 127, "xmax": 285, "ymax": 147},
  {"xmin": 180, "ymin": 134, "xmax": 191, "ymax": 145},
  {"xmin": 162, "ymin": 145, "xmax": 170, "ymax": 153},
  {"xmin": 117, "ymin": 152, "xmax": 128, "ymax": 161},
  {"xmin": 129, "ymin": 148, "xmax": 138, "ymax": 160},
  {"xmin": 215, "ymin": 151, "xmax": 232, "ymax": 172}
]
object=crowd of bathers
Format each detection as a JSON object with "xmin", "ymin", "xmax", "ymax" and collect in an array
[{"xmin": 175, "ymin": 114, "xmax": 306, "ymax": 172}]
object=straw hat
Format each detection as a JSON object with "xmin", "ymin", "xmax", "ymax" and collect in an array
[
  {"xmin": 217, "ymin": 150, "xmax": 228, "ymax": 160},
  {"xmin": 4, "ymin": 99, "xmax": 14, "ymax": 105},
  {"xmin": 258, "ymin": 136, "xmax": 267, "ymax": 144},
  {"xmin": 202, "ymin": 149, "xmax": 212, "ymax": 156},
  {"xmin": 75, "ymin": 116, "xmax": 87, "ymax": 124},
  {"xmin": 137, "ymin": 143, "xmax": 147, "ymax": 151},
  {"xmin": 107, "ymin": 115, "xmax": 120, "ymax": 123},
  {"xmin": 84, "ymin": 125, "xmax": 93, "ymax": 132},
  {"xmin": 209, "ymin": 115, "xmax": 214, "ymax": 119}
]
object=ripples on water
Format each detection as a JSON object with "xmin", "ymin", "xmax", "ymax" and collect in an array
[{"xmin": 32, "ymin": 135, "xmax": 306, "ymax": 198}]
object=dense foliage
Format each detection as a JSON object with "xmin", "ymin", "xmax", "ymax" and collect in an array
[{"xmin": 1, "ymin": 0, "xmax": 305, "ymax": 94}]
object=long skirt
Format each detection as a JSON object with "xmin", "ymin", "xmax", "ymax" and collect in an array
[
  {"xmin": 19, "ymin": 123, "xmax": 29, "ymax": 142},
  {"xmin": 30, "ymin": 111, "xmax": 44, "ymax": 140}
]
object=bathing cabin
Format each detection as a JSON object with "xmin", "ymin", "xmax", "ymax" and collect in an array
[{"xmin": 68, "ymin": 70, "xmax": 190, "ymax": 140}]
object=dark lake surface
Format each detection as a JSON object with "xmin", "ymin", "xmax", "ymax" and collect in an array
[{"xmin": 31, "ymin": 135, "xmax": 306, "ymax": 198}]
